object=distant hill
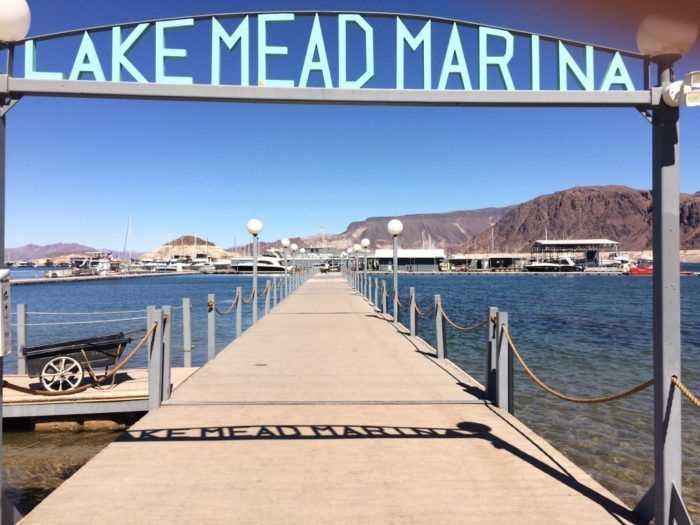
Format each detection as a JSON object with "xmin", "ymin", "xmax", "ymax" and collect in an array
[
  {"xmin": 226, "ymin": 207, "xmax": 512, "ymax": 253},
  {"xmin": 6, "ymin": 243, "xmax": 97, "ymax": 262},
  {"xmin": 472, "ymin": 186, "xmax": 700, "ymax": 252}
]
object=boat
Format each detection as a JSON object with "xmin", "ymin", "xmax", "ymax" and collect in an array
[
  {"xmin": 231, "ymin": 251, "xmax": 291, "ymax": 273},
  {"xmin": 14, "ymin": 260, "xmax": 35, "ymax": 268},
  {"xmin": 525, "ymin": 257, "xmax": 584, "ymax": 272},
  {"xmin": 625, "ymin": 260, "xmax": 653, "ymax": 276}
]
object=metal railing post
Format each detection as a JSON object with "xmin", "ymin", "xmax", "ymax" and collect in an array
[
  {"xmin": 148, "ymin": 308, "xmax": 164, "ymax": 410},
  {"xmin": 368, "ymin": 277, "xmax": 373, "ymax": 305},
  {"xmin": 374, "ymin": 278, "xmax": 379, "ymax": 311},
  {"xmin": 264, "ymin": 280, "xmax": 271, "ymax": 316},
  {"xmin": 146, "ymin": 306, "xmax": 155, "ymax": 365},
  {"xmin": 235, "ymin": 286, "xmax": 242, "ymax": 339},
  {"xmin": 435, "ymin": 295, "xmax": 445, "ymax": 359},
  {"xmin": 182, "ymin": 297, "xmax": 192, "ymax": 368},
  {"xmin": 207, "ymin": 293, "xmax": 216, "ymax": 361},
  {"xmin": 382, "ymin": 281, "xmax": 387, "ymax": 315},
  {"xmin": 486, "ymin": 307, "xmax": 499, "ymax": 402},
  {"xmin": 272, "ymin": 277, "xmax": 278, "ymax": 308},
  {"xmin": 496, "ymin": 311, "xmax": 513, "ymax": 413},
  {"xmin": 409, "ymin": 287, "xmax": 416, "ymax": 337},
  {"xmin": 162, "ymin": 306, "xmax": 172, "ymax": 402},
  {"xmin": 16, "ymin": 303, "xmax": 26, "ymax": 375}
]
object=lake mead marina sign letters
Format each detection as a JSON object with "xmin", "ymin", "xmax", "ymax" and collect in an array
[{"xmin": 22, "ymin": 12, "xmax": 643, "ymax": 92}]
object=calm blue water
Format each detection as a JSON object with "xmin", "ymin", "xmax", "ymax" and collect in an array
[
  {"xmin": 8, "ymin": 274, "xmax": 278, "ymax": 370},
  {"xmin": 4, "ymin": 271, "xmax": 700, "ymax": 518},
  {"xmin": 393, "ymin": 271, "xmax": 699, "ymax": 518}
]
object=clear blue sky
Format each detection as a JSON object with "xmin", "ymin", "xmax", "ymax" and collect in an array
[{"xmin": 6, "ymin": 0, "xmax": 700, "ymax": 251}]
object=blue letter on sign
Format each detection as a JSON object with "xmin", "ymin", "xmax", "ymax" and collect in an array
[
  {"xmin": 396, "ymin": 18, "xmax": 432, "ymax": 90},
  {"xmin": 479, "ymin": 27, "xmax": 515, "ymax": 90},
  {"xmin": 438, "ymin": 24, "xmax": 472, "ymax": 90},
  {"xmin": 69, "ymin": 32, "xmax": 106, "ymax": 81},
  {"xmin": 300, "ymin": 14, "xmax": 332, "ymax": 88},
  {"xmin": 338, "ymin": 14, "xmax": 374, "ymax": 89},
  {"xmin": 211, "ymin": 16, "xmax": 250, "ymax": 86},
  {"xmin": 155, "ymin": 19, "xmax": 194, "ymax": 85},
  {"xmin": 112, "ymin": 24, "xmax": 149, "ymax": 82},
  {"xmin": 24, "ymin": 40, "xmax": 64, "ymax": 80},
  {"xmin": 258, "ymin": 13, "xmax": 295, "ymax": 87}
]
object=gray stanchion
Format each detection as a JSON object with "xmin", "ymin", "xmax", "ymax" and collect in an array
[
  {"xmin": 435, "ymin": 295, "xmax": 445, "ymax": 359},
  {"xmin": 16, "ymin": 303, "xmax": 26, "ymax": 375},
  {"xmin": 486, "ymin": 306, "xmax": 499, "ymax": 402},
  {"xmin": 148, "ymin": 308, "xmax": 164, "ymax": 410},
  {"xmin": 495, "ymin": 311, "xmax": 512, "ymax": 413},
  {"xmin": 162, "ymin": 306, "xmax": 172, "ymax": 402},
  {"xmin": 409, "ymin": 287, "xmax": 416, "ymax": 337},
  {"xmin": 182, "ymin": 298, "xmax": 192, "ymax": 368},
  {"xmin": 235, "ymin": 287, "xmax": 242, "ymax": 338},
  {"xmin": 207, "ymin": 294, "xmax": 216, "ymax": 361},
  {"xmin": 264, "ymin": 280, "xmax": 271, "ymax": 316}
]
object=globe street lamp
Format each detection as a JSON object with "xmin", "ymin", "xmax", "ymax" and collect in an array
[
  {"xmin": 387, "ymin": 219, "xmax": 404, "ymax": 323},
  {"xmin": 0, "ymin": 0, "xmax": 31, "ymax": 44},
  {"xmin": 281, "ymin": 238, "xmax": 290, "ymax": 297},
  {"xmin": 246, "ymin": 219, "xmax": 263, "ymax": 322},
  {"xmin": 361, "ymin": 238, "xmax": 370, "ymax": 298}
]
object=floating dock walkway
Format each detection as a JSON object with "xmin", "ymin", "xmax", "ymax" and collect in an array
[{"xmin": 22, "ymin": 274, "xmax": 638, "ymax": 524}]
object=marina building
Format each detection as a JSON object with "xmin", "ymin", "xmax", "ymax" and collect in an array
[{"xmin": 371, "ymin": 249, "xmax": 445, "ymax": 272}]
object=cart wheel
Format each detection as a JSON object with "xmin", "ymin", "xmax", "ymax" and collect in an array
[{"xmin": 40, "ymin": 356, "xmax": 84, "ymax": 392}]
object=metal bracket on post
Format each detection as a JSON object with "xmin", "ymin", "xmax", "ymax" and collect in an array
[
  {"xmin": 486, "ymin": 307, "xmax": 499, "ymax": 402},
  {"xmin": 161, "ymin": 306, "xmax": 172, "ymax": 402},
  {"xmin": 409, "ymin": 287, "xmax": 416, "ymax": 337},
  {"xmin": 495, "ymin": 311, "xmax": 513, "ymax": 413},
  {"xmin": 148, "ymin": 308, "xmax": 164, "ymax": 410},
  {"xmin": 435, "ymin": 295, "xmax": 445, "ymax": 359},
  {"xmin": 207, "ymin": 293, "xmax": 216, "ymax": 361}
]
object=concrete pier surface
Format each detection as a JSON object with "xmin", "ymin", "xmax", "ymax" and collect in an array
[{"xmin": 21, "ymin": 275, "xmax": 638, "ymax": 524}]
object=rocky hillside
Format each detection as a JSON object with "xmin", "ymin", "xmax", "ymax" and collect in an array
[
  {"xmin": 473, "ymin": 186, "xmax": 700, "ymax": 252},
  {"xmin": 6, "ymin": 243, "xmax": 97, "ymax": 262}
]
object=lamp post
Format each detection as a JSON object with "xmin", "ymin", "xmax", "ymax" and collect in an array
[
  {"xmin": 636, "ymin": 14, "xmax": 696, "ymax": 525},
  {"xmin": 300, "ymin": 248, "xmax": 306, "ymax": 276},
  {"xmin": 290, "ymin": 243, "xmax": 298, "ymax": 289},
  {"xmin": 246, "ymin": 219, "xmax": 263, "ymax": 323},
  {"xmin": 361, "ymin": 238, "xmax": 370, "ymax": 298},
  {"xmin": 353, "ymin": 244, "xmax": 361, "ymax": 292},
  {"xmin": 346, "ymin": 248, "xmax": 353, "ymax": 279},
  {"xmin": 387, "ymin": 220, "xmax": 403, "ymax": 323},
  {"xmin": 281, "ymin": 238, "xmax": 290, "ymax": 298},
  {"xmin": 0, "ymin": 4, "xmax": 31, "ymax": 523}
]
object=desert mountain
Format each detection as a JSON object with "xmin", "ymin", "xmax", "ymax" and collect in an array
[{"xmin": 472, "ymin": 186, "xmax": 700, "ymax": 252}]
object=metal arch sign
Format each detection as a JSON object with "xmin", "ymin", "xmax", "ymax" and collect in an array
[{"xmin": 5, "ymin": 11, "xmax": 656, "ymax": 107}]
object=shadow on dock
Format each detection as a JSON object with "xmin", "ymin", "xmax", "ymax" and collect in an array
[{"xmin": 118, "ymin": 420, "xmax": 642, "ymax": 524}]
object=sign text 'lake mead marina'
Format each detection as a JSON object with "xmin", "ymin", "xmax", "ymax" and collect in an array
[{"xmin": 0, "ymin": 1, "xmax": 699, "ymax": 524}]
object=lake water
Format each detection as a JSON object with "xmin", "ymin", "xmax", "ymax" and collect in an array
[{"xmin": 3, "ymin": 271, "xmax": 699, "ymax": 519}]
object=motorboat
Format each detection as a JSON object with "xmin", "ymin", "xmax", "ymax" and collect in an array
[
  {"xmin": 625, "ymin": 260, "xmax": 653, "ymax": 276},
  {"xmin": 231, "ymin": 251, "xmax": 291, "ymax": 273},
  {"xmin": 526, "ymin": 257, "xmax": 584, "ymax": 272}
]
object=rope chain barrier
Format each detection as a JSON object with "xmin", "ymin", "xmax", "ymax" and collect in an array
[
  {"xmin": 503, "ymin": 326, "xmax": 653, "ymax": 404},
  {"xmin": 242, "ymin": 288, "xmax": 257, "ymax": 304},
  {"xmin": 215, "ymin": 289, "xmax": 241, "ymax": 316},
  {"xmin": 442, "ymin": 311, "xmax": 490, "ymax": 333},
  {"xmin": 18, "ymin": 316, "xmax": 147, "ymax": 327},
  {"xmin": 414, "ymin": 301, "xmax": 435, "ymax": 318},
  {"xmin": 2, "ymin": 323, "xmax": 158, "ymax": 397},
  {"xmin": 672, "ymin": 375, "xmax": 700, "ymax": 408}
]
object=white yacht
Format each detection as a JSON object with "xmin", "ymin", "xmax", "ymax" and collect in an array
[{"xmin": 231, "ymin": 251, "xmax": 291, "ymax": 273}]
